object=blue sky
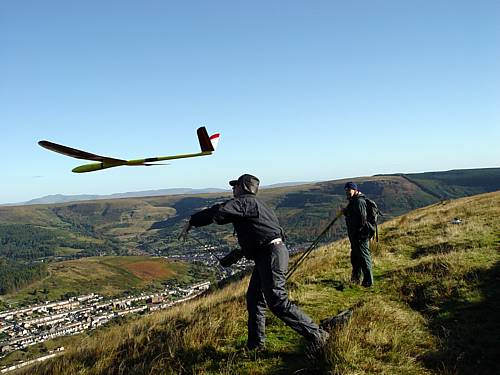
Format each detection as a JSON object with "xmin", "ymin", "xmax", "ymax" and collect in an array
[{"xmin": 1, "ymin": 1, "xmax": 499, "ymax": 204}]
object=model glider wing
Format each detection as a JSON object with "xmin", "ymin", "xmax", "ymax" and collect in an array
[
  {"xmin": 39, "ymin": 126, "xmax": 220, "ymax": 173},
  {"xmin": 38, "ymin": 140, "xmax": 126, "ymax": 163}
]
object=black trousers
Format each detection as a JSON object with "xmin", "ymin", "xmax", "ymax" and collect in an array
[{"xmin": 246, "ymin": 242, "xmax": 321, "ymax": 347}]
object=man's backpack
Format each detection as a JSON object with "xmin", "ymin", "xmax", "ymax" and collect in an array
[{"xmin": 364, "ymin": 197, "xmax": 382, "ymax": 241}]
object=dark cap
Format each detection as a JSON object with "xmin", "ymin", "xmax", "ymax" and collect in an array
[
  {"xmin": 344, "ymin": 182, "xmax": 358, "ymax": 191},
  {"xmin": 229, "ymin": 174, "xmax": 260, "ymax": 194}
]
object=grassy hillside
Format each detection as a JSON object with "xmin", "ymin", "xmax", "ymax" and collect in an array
[
  {"xmin": 18, "ymin": 191, "xmax": 500, "ymax": 374},
  {"xmin": 398, "ymin": 168, "xmax": 500, "ymax": 200},
  {"xmin": 1, "ymin": 169, "xmax": 498, "ymax": 256},
  {"xmin": 2, "ymin": 256, "xmax": 197, "ymax": 305}
]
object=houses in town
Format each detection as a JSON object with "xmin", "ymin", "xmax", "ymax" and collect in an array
[{"xmin": 0, "ymin": 282, "xmax": 210, "ymax": 361}]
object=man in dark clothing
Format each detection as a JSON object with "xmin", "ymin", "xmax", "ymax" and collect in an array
[
  {"xmin": 342, "ymin": 182, "xmax": 374, "ymax": 287},
  {"xmin": 179, "ymin": 174, "xmax": 329, "ymax": 351}
]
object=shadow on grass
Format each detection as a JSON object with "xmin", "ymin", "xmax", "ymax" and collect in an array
[
  {"xmin": 411, "ymin": 242, "xmax": 456, "ymax": 259},
  {"xmin": 314, "ymin": 278, "xmax": 348, "ymax": 291},
  {"xmin": 156, "ymin": 344, "xmax": 328, "ymax": 374},
  {"xmin": 265, "ymin": 350, "xmax": 329, "ymax": 375},
  {"xmin": 410, "ymin": 260, "xmax": 500, "ymax": 374}
]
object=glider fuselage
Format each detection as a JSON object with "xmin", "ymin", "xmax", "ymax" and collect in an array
[{"xmin": 71, "ymin": 151, "xmax": 214, "ymax": 173}]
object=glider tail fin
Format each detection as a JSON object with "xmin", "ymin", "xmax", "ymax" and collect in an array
[
  {"xmin": 209, "ymin": 133, "xmax": 220, "ymax": 151},
  {"xmin": 197, "ymin": 126, "xmax": 220, "ymax": 152}
]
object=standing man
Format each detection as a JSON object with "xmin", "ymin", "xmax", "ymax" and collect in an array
[
  {"xmin": 179, "ymin": 174, "xmax": 329, "ymax": 352},
  {"xmin": 342, "ymin": 182, "xmax": 374, "ymax": 287}
]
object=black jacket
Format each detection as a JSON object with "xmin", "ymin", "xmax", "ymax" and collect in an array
[
  {"xmin": 344, "ymin": 193, "xmax": 370, "ymax": 240},
  {"xmin": 189, "ymin": 193, "xmax": 284, "ymax": 259}
]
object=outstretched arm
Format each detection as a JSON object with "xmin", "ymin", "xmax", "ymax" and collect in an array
[{"xmin": 178, "ymin": 204, "xmax": 221, "ymax": 241}]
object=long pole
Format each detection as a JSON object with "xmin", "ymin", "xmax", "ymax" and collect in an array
[
  {"xmin": 190, "ymin": 235, "xmax": 222, "ymax": 261},
  {"xmin": 286, "ymin": 210, "xmax": 343, "ymax": 281}
]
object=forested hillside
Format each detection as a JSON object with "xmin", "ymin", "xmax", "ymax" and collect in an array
[
  {"xmin": 396, "ymin": 167, "xmax": 500, "ymax": 199},
  {"xmin": 0, "ymin": 258, "xmax": 48, "ymax": 295},
  {"xmin": 1, "ymin": 168, "xmax": 498, "ymax": 297}
]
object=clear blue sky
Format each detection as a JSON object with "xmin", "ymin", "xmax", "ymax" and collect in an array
[{"xmin": 1, "ymin": 1, "xmax": 499, "ymax": 204}]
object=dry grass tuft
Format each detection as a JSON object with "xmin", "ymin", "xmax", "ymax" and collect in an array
[{"xmin": 324, "ymin": 297, "xmax": 434, "ymax": 375}]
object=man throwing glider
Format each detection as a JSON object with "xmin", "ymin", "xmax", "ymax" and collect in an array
[{"xmin": 179, "ymin": 174, "xmax": 329, "ymax": 353}]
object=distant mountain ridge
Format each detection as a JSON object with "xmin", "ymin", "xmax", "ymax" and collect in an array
[
  {"xmin": 7, "ymin": 167, "xmax": 499, "ymax": 206},
  {"xmin": 14, "ymin": 188, "xmax": 228, "ymax": 206},
  {"xmin": 5, "ymin": 182, "xmax": 314, "ymax": 206}
]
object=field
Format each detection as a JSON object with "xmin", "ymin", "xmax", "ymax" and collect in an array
[
  {"xmin": 2, "ymin": 256, "xmax": 189, "ymax": 305},
  {"xmin": 18, "ymin": 191, "xmax": 500, "ymax": 374}
]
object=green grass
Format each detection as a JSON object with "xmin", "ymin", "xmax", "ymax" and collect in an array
[
  {"xmin": 14, "ymin": 191, "xmax": 499, "ymax": 374},
  {"xmin": 53, "ymin": 247, "xmax": 83, "ymax": 256}
]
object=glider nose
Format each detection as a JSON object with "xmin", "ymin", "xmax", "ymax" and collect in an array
[{"xmin": 72, "ymin": 163, "xmax": 104, "ymax": 173}]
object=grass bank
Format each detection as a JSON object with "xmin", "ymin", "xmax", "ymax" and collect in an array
[{"xmin": 18, "ymin": 191, "xmax": 500, "ymax": 374}]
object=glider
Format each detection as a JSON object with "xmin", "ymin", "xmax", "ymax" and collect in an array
[{"xmin": 39, "ymin": 127, "xmax": 220, "ymax": 173}]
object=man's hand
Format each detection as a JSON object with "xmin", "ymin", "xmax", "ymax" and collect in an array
[
  {"xmin": 219, "ymin": 248, "xmax": 243, "ymax": 268},
  {"xmin": 337, "ymin": 207, "xmax": 346, "ymax": 217},
  {"xmin": 179, "ymin": 221, "xmax": 192, "ymax": 241}
]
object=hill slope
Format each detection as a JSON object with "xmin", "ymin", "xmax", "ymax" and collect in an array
[
  {"xmin": 18, "ymin": 191, "xmax": 500, "ymax": 374},
  {"xmin": 3, "ymin": 256, "xmax": 193, "ymax": 304},
  {"xmin": 3, "ymin": 168, "xmax": 499, "ymax": 256}
]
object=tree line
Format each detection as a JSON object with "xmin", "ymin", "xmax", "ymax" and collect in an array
[
  {"xmin": 0, "ymin": 224, "xmax": 120, "ymax": 261},
  {"xmin": 0, "ymin": 224, "xmax": 119, "ymax": 296},
  {"xmin": 0, "ymin": 257, "xmax": 48, "ymax": 294},
  {"xmin": 0, "ymin": 224, "xmax": 57, "ymax": 260}
]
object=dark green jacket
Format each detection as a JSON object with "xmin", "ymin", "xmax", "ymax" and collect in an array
[{"xmin": 344, "ymin": 193, "xmax": 370, "ymax": 240}]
